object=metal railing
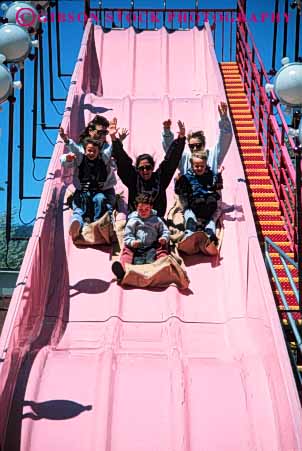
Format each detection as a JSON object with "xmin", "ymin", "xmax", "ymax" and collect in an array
[
  {"xmin": 235, "ymin": 0, "xmax": 298, "ymax": 253},
  {"xmin": 264, "ymin": 237, "xmax": 302, "ymax": 394}
]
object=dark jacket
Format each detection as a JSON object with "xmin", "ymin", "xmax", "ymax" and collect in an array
[
  {"xmin": 78, "ymin": 155, "xmax": 108, "ymax": 192},
  {"xmin": 112, "ymin": 137, "xmax": 186, "ymax": 217},
  {"xmin": 175, "ymin": 167, "xmax": 221, "ymax": 220}
]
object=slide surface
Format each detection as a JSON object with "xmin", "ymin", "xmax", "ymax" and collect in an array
[{"xmin": 0, "ymin": 23, "xmax": 301, "ymax": 451}]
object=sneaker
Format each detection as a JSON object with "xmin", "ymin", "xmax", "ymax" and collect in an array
[
  {"xmin": 69, "ymin": 220, "xmax": 81, "ymax": 241},
  {"xmin": 112, "ymin": 261, "xmax": 125, "ymax": 281},
  {"xmin": 183, "ymin": 229, "xmax": 194, "ymax": 240},
  {"xmin": 208, "ymin": 233, "xmax": 219, "ymax": 246}
]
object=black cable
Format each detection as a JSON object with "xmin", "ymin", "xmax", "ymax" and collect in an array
[
  {"xmin": 58, "ymin": 77, "xmax": 68, "ymax": 92},
  {"xmin": 32, "ymin": 159, "xmax": 46, "ymax": 182},
  {"xmin": 18, "ymin": 201, "xmax": 36, "ymax": 226},
  {"xmin": 41, "ymin": 127, "xmax": 56, "ymax": 147},
  {"xmin": 51, "ymin": 101, "xmax": 64, "ymax": 116}
]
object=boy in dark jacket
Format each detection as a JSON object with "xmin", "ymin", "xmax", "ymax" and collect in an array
[
  {"xmin": 175, "ymin": 151, "xmax": 222, "ymax": 244},
  {"xmin": 109, "ymin": 119, "xmax": 186, "ymax": 218},
  {"xmin": 61, "ymin": 137, "xmax": 115, "ymax": 240}
]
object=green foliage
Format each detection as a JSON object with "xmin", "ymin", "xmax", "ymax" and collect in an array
[{"xmin": 0, "ymin": 213, "xmax": 33, "ymax": 270}]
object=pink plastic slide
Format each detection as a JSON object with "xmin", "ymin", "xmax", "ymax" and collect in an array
[{"xmin": 0, "ymin": 21, "xmax": 301, "ymax": 451}]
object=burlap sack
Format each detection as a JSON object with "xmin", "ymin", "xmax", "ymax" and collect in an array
[
  {"xmin": 177, "ymin": 230, "xmax": 222, "ymax": 256},
  {"xmin": 74, "ymin": 212, "xmax": 114, "ymax": 245},
  {"xmin": 167, "ymin": 196, "xmax": 223, "ymax": 256},
  {"xmin": 121, "ymin": 254, "xmax": 190, "ymax": 289},
  {"xmin": 167, "ymin": 196, "xmax": 185, "ymax": 243}
]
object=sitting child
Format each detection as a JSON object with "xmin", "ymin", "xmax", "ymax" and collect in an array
[
  {"xmin": 175, "ymin": 151, "xmax": 222, "ymax": 244},
  {"xmin": 111, "ymin": 193, "xmax": 170, "ymax": 281},
  {"xmin": 60, "ymin": 137, "xmax": 116, "ymax": 240},
  {"xmin": 60, "ymin": 118, "xmax": 117, "ymax": 196}
]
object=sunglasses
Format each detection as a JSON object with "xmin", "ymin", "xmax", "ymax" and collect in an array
[
  {"xmin": 97, "ymin": 129, "xmax": 109, "ymax": 136},
  {"xmin": 138, "ymin": 165, "xmax": 152, "ymax": 171},
  {"xmin": 189, "ymin": 142, "xmax": 203, "ymax": 150}
]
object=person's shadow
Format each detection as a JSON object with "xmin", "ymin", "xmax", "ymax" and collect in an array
[
  {"xmin": 22, "ymin": 400, "xmax": 92, "ymax": 421},
  {"xmin": 70, "ymin": 278, "xmax": 111, "ymax": 298}
]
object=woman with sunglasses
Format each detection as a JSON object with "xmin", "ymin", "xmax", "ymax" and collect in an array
[
  {"xmin": 109, "ymin": 119, "xmax": 186, "ymax": 218},
  {"xmin": 162, "ymin": 101, "xmax": 232, "ymax": 175}
]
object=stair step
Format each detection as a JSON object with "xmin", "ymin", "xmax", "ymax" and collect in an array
[
  {"xmin": 251, "ymin": 193, "xmax": 277, "ymax": 199},
  {"xmin": 243, "ymin": 156, "xmax": 264, "ymax": 162},
  {"xmin": 274, "ymin": 264, "xmax": 296, "ymax": 271},
  {"xmin": 257, "ymin": 224, "xmax": 286, "ymax": 232},
  {"xmin": 272, "ymin": 279, "xmax": 298, "ymax": 291},
  {"xmin": 260, "ymin": 231, "xmax": 288, "ymax": 238},
  {"xmin": 232, "ymin": 114, "xmax": 254, "ymax": 119},
  {"xmin": 273, "ymin": 276, "xmax": 298, "ymax": 283},
  {"xmin": 249, "ymin": 184, "xmax": 272, "ymax": 189},
  {"xmin": 257, "ymin": 221, "xmax": 285, "ymax": 227},
  {"xmin": 254, "ymin": 212, "xmax": 281, "ymax": 222},
  {"xmin": 264, "ymin": 242, "xmax": 292, "ymax": 252},
  {"xmin": 236, "ymin": 126, "xmax": 255, "ymax": 131},
  {"xmin": 248, "ymin": 175, "xmax": 271, "ymax": 180},
  {"xmin": 223, "ymin": 76, "xmax": 242, "ymax": 80},
  {"xmin": 270, "ymin": 252, "xmax": 294, "ymax": 258},
  {"xmin": 226, "ymin": 88, "xmax": 244, "ymax": 93},
  {"xmin": 240, "ymin": 146, "xmax": 263, "ymax": 152},
  {"xmin": 274, "ymin": 269, "xmax": 298, "ymax": 279},
  {"xmin": 282, "ymin": 319, "xmax": 302, "ymax": 326},
  {"xmin": 253, "ymin": 201, "xmax": 279, "ymax": 207},
  {"xmin": 244, "ymin": 161, "xmax": 267, "ymax": 166},
  {"xmin": 248, "ymin": 171, "xmax": 269, "ymax": 176},
  {"xmin": 271, "ymin": 257, "xmax": 296, "ymax": 267}
]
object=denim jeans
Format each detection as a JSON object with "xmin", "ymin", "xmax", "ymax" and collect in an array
[
  {"xmin": 120, "ymin": 244, "xmax": 169, "ymax": 267},
  {"xmin": 184, "ymin": 208, "xmax": 216, "ymax": 237},
  {"xmin": 133, "ymin": 246, "xmax": 157, "ymax": 265},
  {"xmin": 71, "ymin": 187, "xmax": 115, "ymax": 227}
]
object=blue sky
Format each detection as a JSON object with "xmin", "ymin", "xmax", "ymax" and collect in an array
[{"xmin": 0, "ymin": 0, "xmax": 300, "ymax": 225}]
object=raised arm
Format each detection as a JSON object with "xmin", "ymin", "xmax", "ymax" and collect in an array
[
  {"xmin": 208, "ymin": 102, "xmax": 233, "ymax": 173},
  {"xmin": 158, "ymin": 120, "xmax": 186, "ymax": 189},
  {"xmin": 162, "ymin": 119, "xmax": 174, "ymax": 154},
  {"xmin": 59, "ymin": 127, "xmax": 84, "ymax": 157},
  {"xmin": 109, "ymin": 119, "xmax": 136, "ymax": 187}
]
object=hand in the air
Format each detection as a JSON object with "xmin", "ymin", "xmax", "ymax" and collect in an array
[
  {"xmin": 177, "ymin": 120, "xmax": 186, "ymax": 138},
  {"xmin": 218, "ymin": 101, "xmax": 228, "ymax": 118},
  {"xmin": 118, "ymin": 128, "xmax": 129, "ymax": 141},
  {"xmin": 59, "ymin": 126, "xmax": 69, "ymax": 143},
  {"xmin": 109, "ymin": 117, "xmax": 118, "ymax": 140},
  {"xmin": 163, "ymin": 119, "xmax": 172, "ymax": 129}
]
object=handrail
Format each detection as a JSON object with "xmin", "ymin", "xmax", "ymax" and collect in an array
[
  {"xmin": 236, "ymin": 0, "xmax": 297, "ymax": 254},
  {"xmin": 264, "ymin": 237, "xmax": 302, "ymax": 386}
]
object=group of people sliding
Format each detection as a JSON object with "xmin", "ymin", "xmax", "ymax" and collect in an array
[{"xmin": 60, "ymin": 102, "xmax": 232, "ymax": 282}]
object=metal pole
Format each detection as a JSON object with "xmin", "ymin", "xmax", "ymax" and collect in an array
[
  {"xmin": 270, "ymin": 0, "xmax": 279, "ymax": 75},
  {"xmin": 295, "ymin": 140, "xmax": 302, "ymax": 311},
  {"xmin": 293, "ymin": 110, "xmax": 302, "ymax": 311}
]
